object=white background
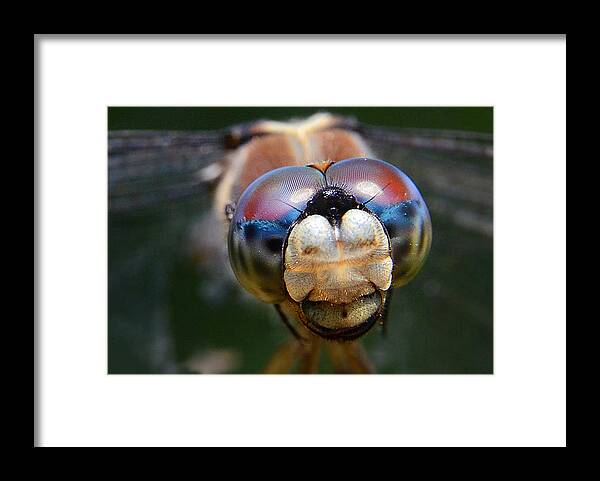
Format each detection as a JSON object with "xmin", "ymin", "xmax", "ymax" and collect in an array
[{"xmin": 36, "ymin": 36, "xmax": 566, "ymax": 447}]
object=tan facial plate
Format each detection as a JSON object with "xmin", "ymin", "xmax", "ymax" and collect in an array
[{"xmin": 284, "ymin": 209, "xmax": 392, "ymax": 305}]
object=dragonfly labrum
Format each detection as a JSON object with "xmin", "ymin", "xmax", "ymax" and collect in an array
[{"xmin": 108, "ymin": 112, "xmax": 493, "ymax": 374}]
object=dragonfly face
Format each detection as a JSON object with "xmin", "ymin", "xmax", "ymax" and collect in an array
[{"xmin": 228, "ymin": 157, "xmax": 432, "ymax": 340}]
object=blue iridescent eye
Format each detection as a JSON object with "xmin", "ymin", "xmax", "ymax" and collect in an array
[
  {"xmin": 327, "ymin": 158, "xmax": 432, "ymax": 287},
  {"xmin": 228, "ymin": 166, "xmax": 324, "ymax": 303}
]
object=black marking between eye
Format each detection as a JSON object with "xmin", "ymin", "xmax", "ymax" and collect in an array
[{"xmin": 302, "ymin": 186, "xmax": 360, "ymax": 223}]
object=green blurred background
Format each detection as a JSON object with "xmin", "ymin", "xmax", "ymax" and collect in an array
[
  {"xmin": 109, "ymin": 106, "xmax": 492, "ymax": 133},
  {"xmin": 108, "ymin": 107, "xmax": 493, "ymax": 374}
]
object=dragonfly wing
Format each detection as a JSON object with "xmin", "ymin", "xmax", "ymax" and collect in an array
[
  {"xmin": 109, "ymin": 130, "xmax": 226, "ymax": 213},
  {"xmin": 108, "ymin": 130, "xmax": 229, "ymax": 373}
]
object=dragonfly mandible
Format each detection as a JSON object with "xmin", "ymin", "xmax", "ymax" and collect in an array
[{"xmin": 108, "ymin": 112, "xmax": 493, "ymax": 374}]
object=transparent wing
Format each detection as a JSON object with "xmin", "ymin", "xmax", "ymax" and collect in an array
[
  {"xmin": 108, "ymin": 129, "xmax": 230, "ymax": 373},
  {"xmin": 362, "ymin": 125, "xmax": 493, "ymax": 158},
  {"xmin": 108, "ymin": 129, "xmax": 226, "ymax": 213}
]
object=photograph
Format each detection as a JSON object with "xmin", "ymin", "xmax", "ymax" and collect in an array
[
  {"xmin": 108, "ymin": 107, "xmax": 493, "ymax": 374},
  {"xmin": 37, "ymin": 35, "xmax": 565, "ymax": 447}
]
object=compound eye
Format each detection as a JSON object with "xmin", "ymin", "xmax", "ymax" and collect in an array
[
  {"xmin": 228, "ymin": 166, "xmax": 324, "ymax": 303},
  {"xmin": 326, "ymin": 158, "xmax": 432, "ymax": 287}
]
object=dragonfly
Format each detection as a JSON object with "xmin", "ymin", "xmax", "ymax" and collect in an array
[{"xmin": 108, "ymin": 112, "xmax": 493, "ymax": 374}]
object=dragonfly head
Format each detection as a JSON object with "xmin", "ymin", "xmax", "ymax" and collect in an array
[{"xmin": 228, "ymin": 158, "xmax": 432, "ymax": 340}]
